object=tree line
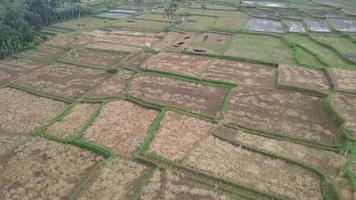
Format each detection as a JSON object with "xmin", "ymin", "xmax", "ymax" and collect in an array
[{"xmin": 0, "ymin": 0, "xmax": 88, "ymax": 59}]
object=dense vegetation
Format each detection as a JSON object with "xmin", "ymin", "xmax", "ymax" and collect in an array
[{"xmin": 0, "ymin": 0, "xmax": 88, "ymax": 58}]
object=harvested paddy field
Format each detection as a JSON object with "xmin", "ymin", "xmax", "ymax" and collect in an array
[
  {"xmin": 202, "ymin": 59, "xmax": 276, "ymax": 88},
  {"xmin": 83, "ymin": 101, "xmax": 158, "ymax": 156},
  {"xmin": 148, "ymin": 111, "xmax": 215, "ymax": 160},
  {"xmin": 129, "ymin": 73, "xmax": 230, "ymax": 118},
  {"xmin": 0, "ymin": 138, "xmax": 102, "ymax": 200},
  {"xmin": 0, "ymin": 88, "xmax": 66, "ymax": 135},
  {"xmin": 13, "ymin": 63, "xmax": 111, "ymax": 98},
  {"xmin": 184, "ymin": 136, "xmax": 323, "ymax": 200},
  {"xmin": 60, "ymin": 48, "xmax": 128, "ymax": 68},
  {"xmin": 144, "ymin": 52, "xmax": 212, "ymax": 76},
  {"xmin": 330, "ymin": 68, "xmax": 356, "ymax": 93},
  {"xmin": 277, "ymin": 64, "xmax": 330, "ymax": 95},
  {"xmin": 1, "ymin": 1, "xmax": 356, "ymax": 199},
  {"xmin": 225, "ymin": 87, "xmax": 338, "ymax": 145}
]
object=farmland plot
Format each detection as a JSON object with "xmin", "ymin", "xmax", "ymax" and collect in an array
[
  {"xmin": 184, "ymin": 136, "xmax": 323, "ymax": 200},
  {"xmin": 277, "ymin": 64, "xmax": 330, "ymax": 95},
  {"xmin": 330, "ymin": 68, "xmax": 356, "ymax": 93},
  {"xmin": 129, "ymin": 73, "xmax": 230, "ymax": 118},
  {"xmin": 13, "ymin": 64, "xmax": 111, "ymax": 99},
  {"xmin": 149, "ymin": 111, "xmax": 215, "ymax": 161},
  {"xmin": 202, "ymin": 59, "xmax": 276, "ymax": 88},
  {"xmin": 20, "ymin": 44, "xmax": 67, "ymax": 60},
  {"xmin": 225, "ymin": 87, "xmax": 339, "ymax": 145},
  {"xmin": 0, "ymin": 138, "xmax": 102, "ymax": 200},
  {"xmin": 0, "ymin": 88, "xmax": 66, "ymax": 135},
  {"xmin": 245, "ymin": 18, "xmax": 284, "ymax": 33},
  {"xmin": 83, "ymin": 101, "xmax": 158, "ymax": 156},
  {"xmin": 0, "ymin": 134, "xmax": 30, "ymax": 157},
  {"xmin": 144, "ymin": 52, "xmax": 212, "ymax": 76},
  {"xmin": 331, "ymin": 93, "xmax": 356, "ymax": 138}
]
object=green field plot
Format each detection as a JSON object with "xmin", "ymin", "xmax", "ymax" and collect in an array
[
  {"xmin": 209, "ymin": 12, "xmax": 249, "ymax": 32},
  {"xmin": 311, "ymin": 35, "xmax": 356, "ymax": 63},
  {"xmin": 224, "ymin": 34, "xmax": 295, "ymax": 64},
  {"xmin": 53, "ymin": 16, "xmax": 117, "ymax": 31},
  {"xmin": 284, "ymin": 34, "xmax": 356, "ymax": 69},
  {"xmin": 292, "ymin": 45, "xmax": 326, "ymax": 69},
  {"xmin": 176, "ymin": 16, "xmax": 217, "ymax": 32},
  {"xmin": 115, "ymin": 19, "xmax": 169, "ymax": 32},
  {"xmin": 135, "ymin": 13, "xmax": 169, "ymax": 22}
]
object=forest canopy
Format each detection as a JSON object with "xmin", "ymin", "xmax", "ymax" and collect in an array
[{"xmin": 0, "ymin": 0, "xmax": 87, "ymax": 58}]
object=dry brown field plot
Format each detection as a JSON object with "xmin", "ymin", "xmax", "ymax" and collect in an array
[
  {"xmin": 0, "ymin": 138, "xmax": 102, "ymax": 200},
  {"xmin": 76, "ymin": 157, "xmax": 149, "ymax": 200},
  {"xmin": 141, "ymin": 168, "xmax": 234, "ymax": 200},
  {"xmin": 225, "ymin": 87, "xmax": 338, "ymax": 145},
  {"xmin": 196, "ymin": 33, "xmax": 230, "ymax": 45},
  {"xmin": 60, "ymin": 48, "xmax": 128, "ymax": 68},
  {"xmin": 20, "ymin": 44, "xmax": 67, "ymax": 60},
  {"xmin": 149, "ymin": 111, "xmax": 215, "ymax": 161},
  {"xmin": 202, "ymin": 59, "xmax": 276, "ymax": 88},
  {"xmin": 215, "ymin": 126, "xmax": 346, "ymax": 177},
  {"xmin": 330, "ymin": 68, "xmax": 356, "ymax": 94},
  {"xmin": 331, "ymin": 93, "xmax": 356, "ymax": 138},
  {"xmin": 129, "ymin": 73, "xmax": 229, "ymax": 118},
  {"xmin": 144, "ymin": 52, "xmax": 212, "ymax": 76},
  {"xmin": 83, "ymin": 101, "xmax": 158, "ymax": 156},
  {"xmin": 46, "ymin": 33, "xmax": 93, "ymax": 48},
  {"xmin": 153, "ymin": 31, "xmax": 198, "ymax": 50},
  {"xmin": 0, "ymin": 134, "xmax": 29, "ymax": 157},
  {"xmin": 0, "ymin": 88, "xmax": 66, "ymax": 135},
  {"xmin": 277, "ymin": 65, "xmax": 330, "ymax": 95},
  {"xmin": 83, "ymin": 70, "xmax": 134, "ymax": 99},
  {"xmin": 86, "ymin": 41, "xmax": 142, "ymax": 53},
  {"xmin": 0, "ymin": 59, "xmax": 48, "ymax": 84},
  {"xmin": 13, "ymin": 64, "xmax": 111, "ymax": 98},
  {"xmin": 120, "ymin": 51, "xmax": 155, "ymax": 69},
  {"xmin": 46, "ymin": 103, "xmax": 99, "ymax": 139},
  {"xmin": 184, "ymin": 136, "xmax": 323, "ymax": 200}
]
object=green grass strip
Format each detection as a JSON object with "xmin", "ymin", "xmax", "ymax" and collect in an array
[
  {"xmin": 72, "ymin": 139, "xmax": 113, "ymax": 158},
  {"xmin": 138, "ymin": 108, "xmax": 167, "ymax": 154}
]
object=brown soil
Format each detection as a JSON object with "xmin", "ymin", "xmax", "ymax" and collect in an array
[
  {"xmin": 77, "ymin": 157, "xmax": 149, "ymax": 200},
  {"xmin": 129, "ymin": 73, "xmax": 229, "ymax": 117},
  {"xmin": 141, "ymin": 168, "xmax": 234, "ymax": 200},
  {"xmin": 215, "ymin": 126, "xmax": 346, "ymax": 177},
  {"xmin": 46, "ymin": 103, "xmax": 98, "ymax": 139},
  {"xmin": 61, "ymin": 48, "xmax": 128, "ymax": 68},
  {"xmin": 0, "ymin": 138, "xmax": 103, "ymax": 200},
  {"xmin": 278, "ymin": 65, "xmax": 330, "ymax": 94},
  {"xmin": 144, "ymin": 52, "xmax": 212, "ymax": 76},
  {"xmin": 225, "ymin": 87, "xmax": 339, "ymax": 145},
  {"xmin": 330, "ymin": 68, "xmax": 356, "ymax": 94},
  {"xmin": 331, "ymin": 93, "xmax": 356, "ymax": 138},
  {"xmin": 84, "ymin": 70, "xmax": 134, "ymax": 98},
  {"xmin": 197, "ymin": 33, "xmax": 230, "ymax": 45},
  {"xmin": 334, "ymin": 178, "xmax": 353, "ymax": 200},
  {"xmin": 184, "ymin": 136, "xmax": 322, "ymax": 200},
  {"xmin": 13, "ymin": 64, "xmax": 111, "ymax": 98},
  {"xmin": 86, "ymin": 41, "xmax": 142, "ymax": 53},
  {"xmin": 83, "ymin": 101, "xmax": 158, "ymax": 156},
  {"xmin": 46, "ymin": 33, "xmax": 92, "ymax": 48},
  {"xmin": 0, "ymin": 88, "xmax": 67, "ymax": 135},
  {"xmin": 120, "ymin": 52, "xmax": 155, "ymax": 69},
  {"xmin": 0, "ymin": 134, "xmax": 30, "ymax": 157},
  {"xmin": 202, "ymin": 59, "xmax": 276, "ymax": 88},
  {"xmin": 21, "ymin": 45, "xmax": 67, "ymax": 60},
  {"xmin": 149, "ymin": 111, "xmax": 215, "ymax": 161}
]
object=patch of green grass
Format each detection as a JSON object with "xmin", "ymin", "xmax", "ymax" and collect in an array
[
  {"xmin": 284, "ymin": 34, "xmax": 356, "ymax": 69},
  {"xmin": 176, "ymin": 16, "xmax": 217, "ymax": 32},
  {"xmin": 293, "ymin": 46, "xmax": 326, "ymax": 69},
  {"xmin": 311, "ymin": 35, "xmax": 356, "ymax": 63},
  {"xmin": 114, "ymin": 19, "xmax": 169, "ymax": 32},
  {"xmin": 52, "ymin": 16, "xmax": 117, "ymax": 31},
  {"xmin": 135, "ymin": 13, "xmax": 169, "ymax": 22},
  {"xmin": 210, "ymin": 13, "xmax": 249, "ymax": 32},
  {"xmin": 224, "ymin": 34, "xmax": 295, "ymax": 65}
]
